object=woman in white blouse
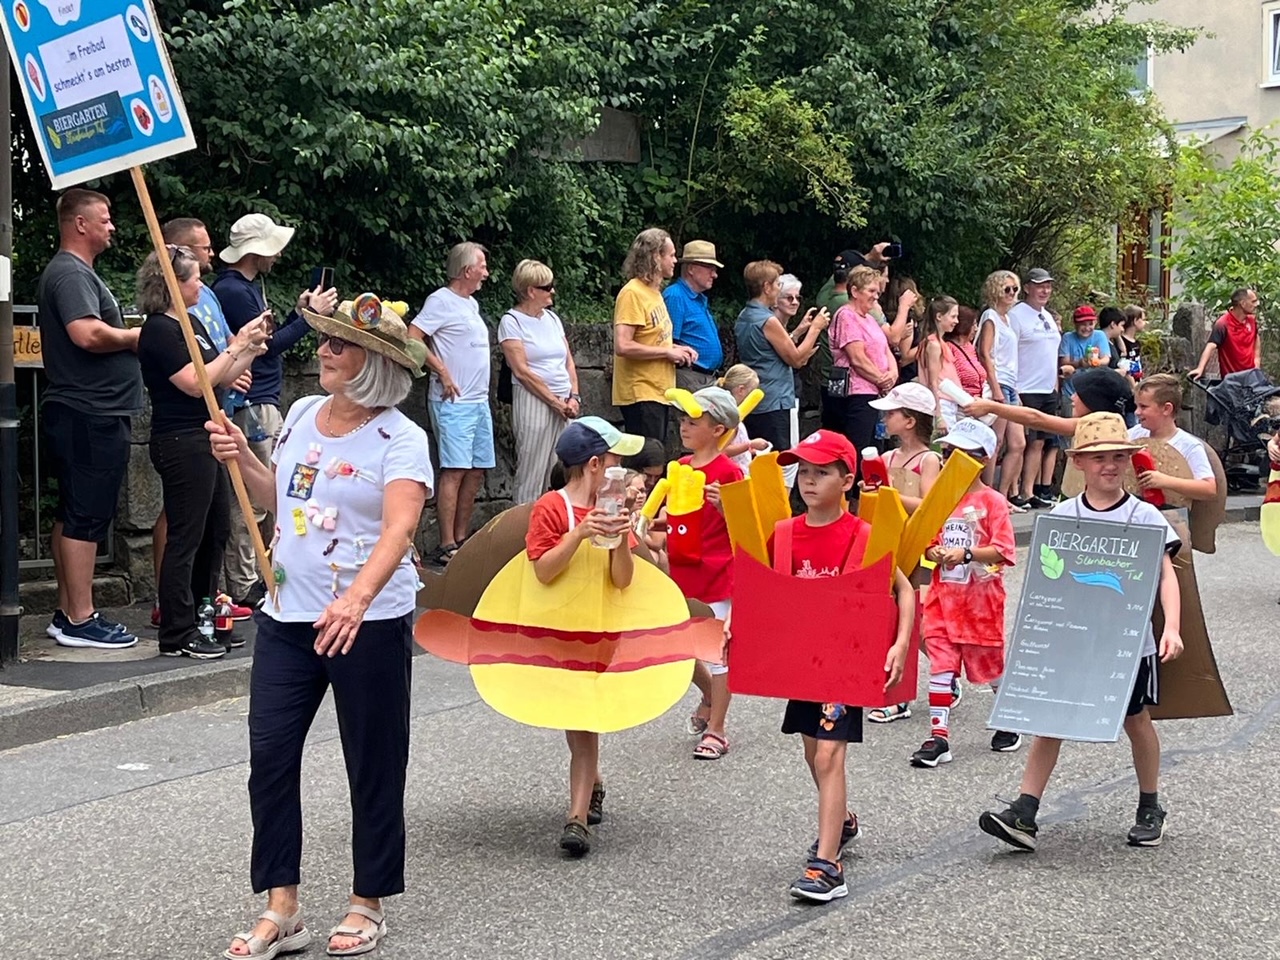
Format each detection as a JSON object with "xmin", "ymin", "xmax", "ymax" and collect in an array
[
  {"xmin": 977, "ymin": 270, "xmax": 1026, "ymax": 502},
  {"xmin": 499, "ymin": 259, "xmax": 582, "ymax": 503}
]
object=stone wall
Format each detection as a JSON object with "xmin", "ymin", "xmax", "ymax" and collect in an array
[{"xmin": 110, "ymin": 317, "xmax": 1204, "ymax": 601}]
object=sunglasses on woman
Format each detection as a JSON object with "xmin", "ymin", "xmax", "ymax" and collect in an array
[
  {"xmin": 318, "ymin": 333, "xmax": 356, "ymax": 355},
  {"xmin": 1003, "ymin": 285, "xmax": 1019, "ymax": 295},
  {"xmin": 535, "ymin": 284, "xmax": 556, "ymax": 292}
]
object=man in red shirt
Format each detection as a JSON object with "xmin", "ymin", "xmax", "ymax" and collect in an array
[{"xmin": 1190, "ymin": 288, "xmax": 1261, "ymax": 379}]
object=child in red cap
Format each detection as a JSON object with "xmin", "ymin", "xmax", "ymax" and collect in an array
[{"xmin": 769, "ymin": 430, "xmax": 914, "ymax": 903}]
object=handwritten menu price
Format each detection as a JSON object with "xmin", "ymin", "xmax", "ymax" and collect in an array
[{"xmin": 989, "ymin": 515, "xmax": 1166, "ymax": 743}]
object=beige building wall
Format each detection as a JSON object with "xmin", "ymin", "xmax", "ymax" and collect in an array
[{"xmin": 1136, "ymin": 0, "xmax": 1280, "ymax": 158}]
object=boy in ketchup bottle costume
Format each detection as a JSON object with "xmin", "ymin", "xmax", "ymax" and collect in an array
[{"xmin": 1126, "ymin": 374, "xmax": 1217, "ymax": 505}]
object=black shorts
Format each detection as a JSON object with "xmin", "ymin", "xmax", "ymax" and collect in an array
[
  {"xmin": 42, "ymin": 401, "xmax": 131, "ymax": 543},
  {"xmin": 1126, "ymin": 654, "xmax": 1159, "ymax": 717},
  {"xmin": 782, "ymin": 700, "xmax": 864, "ymax": 742},
  {"xmin": 1019, "ymin": 391, "xmax": 1061, "ymax": 443},
  {"xmin": 620, "ymin": 401, "xmax": 668, "ymax": 444}
]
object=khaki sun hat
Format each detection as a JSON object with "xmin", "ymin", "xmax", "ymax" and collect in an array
[
  {"xmin": 677, "ymin": 240, "xmax": 724, "ymax": 269},
  {"xmin": 302, "ymin": 295, "xmax": 428, "ymax": 376},
  {"xmin": 1068, "ymin": 412, "xmax": 1142, "ymax": 454},
  {"xmin": 219, "ymin": 213, "xmax": 296, "ymax": 263}
]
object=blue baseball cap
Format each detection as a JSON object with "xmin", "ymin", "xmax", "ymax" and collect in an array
[{"xmin": 555, "ymin": 416, "xmax": 645, "ymax": 466}]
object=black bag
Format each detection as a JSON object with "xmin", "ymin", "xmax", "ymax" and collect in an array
[
  {"xmin": 496, "ymin": 311, "xmax": 518, "ymax": 404},
  {"xmin": 824, "ymin": 367, "xmax": 850, "ymax": 398}
]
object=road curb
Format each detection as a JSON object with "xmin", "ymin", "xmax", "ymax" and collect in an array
[
  {"xmin": 0, "ymin": 658, "xmax": 250, "ymax": 752},
  {"xmin": 0, "ymin": 504, "xmax": 1262, "ymax": 752}
]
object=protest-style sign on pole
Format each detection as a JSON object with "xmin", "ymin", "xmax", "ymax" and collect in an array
[
  {"xmin": 989, "ymin": 514, "xmax": 1167, "ymax": 743},
  {"xmin": 0, "ymin": 0, "xmax": 276, "ymax": 602}
]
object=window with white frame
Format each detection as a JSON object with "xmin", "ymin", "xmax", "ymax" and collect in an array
[
  {"xmin": 1265, "ymin": 2, "xmax": 1280, "ymax": 86},
  {"xmin": 1128, "ymin": 44, "xmax": 1153, "ymax": 94}
]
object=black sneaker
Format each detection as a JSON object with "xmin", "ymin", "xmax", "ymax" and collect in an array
[
  {"xmin": 910, "ymin": 737, "xmax": 953, "ymax": 768},
  {"xmin": 789, "ymin": 857, "xmax": 848, "ymax": 903},
  {"xmin": 559, "ymin": 819, "xmax": 591, "ymax": 858},
  {"xmin": 950, "ymin": 677, "xmax": 963, "ymax": 708},
  {"xmin": 54, "ymin": 612, "xmax": 139, "ymax": 650},
  {"xmin": 1127, "ymin": 805, "xmax": 1166, "ymax": 847},
  {"xmin": 979, "ymin": 804, "xmax": 1038, "ymax": 851},
  {"xmin": 1008, "ymin": 495, "xmax": 1031, "ymax": 510},
  {"xmin": 587, "ymin": 783, "xmax": 606, "ymax": 826},
  {"xmin": 1027, "ymin": 494, "xmax": 1054, "ymax": 509},
  {"xmin": 159, "ymin": 635, "xmax": 227, "ymax": 660},
  {"xmin": 991, "ymin": 730, "xmax": 1023, "ymax": 752},
  {"xmin": 807, "ymin": 813, "xmax": 860, "ymax": 859}
]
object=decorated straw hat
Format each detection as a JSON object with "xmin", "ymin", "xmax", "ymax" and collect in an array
[
  {"xmin": 1068, "ymin": 412, "xmax": 1141, "ymax": 454},
  {"xmin": 302, "ymin": 294, "xmax": 428, "ymax": 377}
]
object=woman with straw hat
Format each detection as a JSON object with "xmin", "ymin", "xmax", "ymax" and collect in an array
[{"xmin": 210, "ymin": 296, "xmax": 434, "ymax": 959}]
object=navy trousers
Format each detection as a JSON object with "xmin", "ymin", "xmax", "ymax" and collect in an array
[{"xmin": 247, "ymin": 613, "xmax": 413, "ymax": 898}]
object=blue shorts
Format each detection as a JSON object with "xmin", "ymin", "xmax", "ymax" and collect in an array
[
  {"xmin": 999, "ymin": 383, "xmax": 1018, "ymax": 404},
  {"xmin": 429, "ymin": 400, "xmax": 495, "ymax": 469}
]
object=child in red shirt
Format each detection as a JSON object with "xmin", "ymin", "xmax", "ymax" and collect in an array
[
  {"xmin": 667, "ymin": 386, "xmax": 744, "ymax": 760},
  {"xmin": 770, "ymin": 430, "xmax": 914, "ymax": 902},
  {"xmin": 525, "ymin": 417, "xmax": 643, "ymax": 858},
  {"xmin": 913, "ymin": 418, "xmax": 1019, "ymax": 768}
]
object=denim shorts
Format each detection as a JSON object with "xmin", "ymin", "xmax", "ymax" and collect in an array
[
  {"xmin": 1000, "ymin": 383, "xmax": 1018, "ymax": 404},
  {"xmin": 428, "ymin": 400, "xmax": 495, "ymax": 469}
]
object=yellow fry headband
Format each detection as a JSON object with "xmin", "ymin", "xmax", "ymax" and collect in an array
[{"xmin": 665, "ymin": 387, "xmax": 764, "ymax": 450}]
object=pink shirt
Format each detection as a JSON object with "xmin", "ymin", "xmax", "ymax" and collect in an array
[{"xmin": 831, "ymin": 305, "xmax": 893, "ymax": 395}]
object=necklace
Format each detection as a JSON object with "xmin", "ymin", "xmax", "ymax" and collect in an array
[{"xmin": 324, "ymin": 399, "xmax": 380, "ymax": 438}]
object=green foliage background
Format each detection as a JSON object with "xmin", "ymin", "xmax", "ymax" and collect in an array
[{"xmin": 9, "ymin": 0, "xmax": 1192, "ymax": 320}]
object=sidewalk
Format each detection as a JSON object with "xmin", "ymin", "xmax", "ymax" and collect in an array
[{"xmin": 0, "ymin": 493, "xmax": 1265, "ymax": 752}]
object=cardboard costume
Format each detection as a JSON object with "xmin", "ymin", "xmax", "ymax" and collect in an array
[
  {"xmin": 415, "ymin": 506, "xmax": 722, "ymax": 734},
  {"xmin": 721, "ymin": 448, "xmax": 981, "ymax": 705},
  {"xmin": 1062, "ymin": 438, "xmax": 1231, "ymax": 720}
]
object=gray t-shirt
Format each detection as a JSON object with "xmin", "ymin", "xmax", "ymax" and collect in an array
[{"xmin": 36, "ymin": 250, "xmax": 142, "ymax": 416}]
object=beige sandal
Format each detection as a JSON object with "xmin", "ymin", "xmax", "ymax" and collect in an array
[
  {"xmin": 326, "ymin": 903, "xmax": 386, "ymax": 957},
  {"xmin": 223, "ymin": 909, "xmax": 311, "ymax": 959}
]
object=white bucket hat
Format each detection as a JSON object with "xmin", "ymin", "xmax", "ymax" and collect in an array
[{"xmin": 219, "ymin": 213, "xmax": 296, "ymax": 263}]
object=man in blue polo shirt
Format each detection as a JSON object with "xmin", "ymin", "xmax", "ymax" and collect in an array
[{"xmin": 664, "ymin": 240, "xmax": 724, "ymax": 390}]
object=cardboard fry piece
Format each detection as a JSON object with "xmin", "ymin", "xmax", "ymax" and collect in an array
[
  {"xmin": 727, "ymin": 553, "xmax": 918, "ymax": 707},
  {"xmin": 895, "ymin": 450, "xmax": 982, "ymax": 576},
  {"xmin": 857, "ymin": 488, "xmax": 877, "ymax": 524},
  {"xmin": 748, "ymin": 452, "xmax": 790, "ymax": 534},
  {"xmin": 720, "ymin": 476, "xmax": 769, "ymax": 565},
  {"xmin": 862, "ymin": 486, "xmax": 907, "ymax": 573},
  {"xmin": 413, "ymin": 541, "xmax": 721, "ymax": 732},
  {"xmin": 1149, "ymin": 517, "xmax": 1232, "ymax": 720}
]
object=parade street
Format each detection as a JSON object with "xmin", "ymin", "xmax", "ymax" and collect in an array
[{"xmin": 3, "ymin": 522, "xmax": 1274, "ymax": 960}]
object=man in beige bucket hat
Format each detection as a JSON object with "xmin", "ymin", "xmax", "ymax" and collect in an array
[
  {"xmin": 211, "ymin": 213, "xmax": 339, "ymax": 607},
  {"xmin": 665, "ymin": 239, "xmax": 725, "ymax": 390}
]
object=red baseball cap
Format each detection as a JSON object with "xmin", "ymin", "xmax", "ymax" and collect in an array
[{"xmin": 777, "ymin": 430, "xmax": 859, "ymax": 472}]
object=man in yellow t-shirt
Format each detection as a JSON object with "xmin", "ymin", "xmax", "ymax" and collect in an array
[{"xmin": 612, "ymin": 228, "xmax": 697, "ymax": 441}]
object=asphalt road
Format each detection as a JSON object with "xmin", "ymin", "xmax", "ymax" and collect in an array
[{"xmin": 3, "ymin": 524, "xmax": 1276, "ymax": 959}]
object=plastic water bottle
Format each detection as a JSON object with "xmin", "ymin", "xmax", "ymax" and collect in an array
[
  {"xmin": 214, "ymin": 596, "xmax": 235, "ymax": 649},
  {"xmin": 961, "ymin": 506, "xmax": 996, "ymax": 581},
  {"xmin": 197, "ymin": 597, "xmax": 216, "ymax": 644},
  {"xmin": 242, "ymin": 405, "xmax": 268, "ymax": 443},
  {"xmin": 592, "ymin": 466, "xmax": 628, "ymax": 549}
]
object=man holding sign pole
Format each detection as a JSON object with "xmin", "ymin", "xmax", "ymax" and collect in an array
[{"xmin": 980, "ymin": 413, "xmax": 1183, "ymax": 852}]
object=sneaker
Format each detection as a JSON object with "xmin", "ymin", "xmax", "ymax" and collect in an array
[
  {"xmin": 1027, "ymin": 494, "xmax": 1054, "ymax": 509},
  {"xmin": 1127, "ymin": 805, "xmax": 1166, "ymax": 847},
  {"xmin": 807, "ymin": 813, "xmax": 860, "ymax": 860},
  {"xmin": 150, "ymin": 603, "xmax": 161, "ymax": 628},
  {"xmin": 559, "ymin": 819, "xmax": 591, "ymax": 858},
  {"xmin": 216, "ymin": 593, "xmax": 254, "ymax": 622},
  {"xmin": 54, "ymin": 612, "xmax": 139, "ymax": 650},
  {"xmin": 991, "ymin": 730, "xmax": 1023, "ymax": 752},
  {"xmin": 46, "ymin": 608, "xmax": 68, "ymax": 640},
  {"xmin": 587, "ymin": 783, "xmax": 606, "ymax": 826},
  {"xmin": 1008, "ymin": 495, "xmax": 1031, "ymax": 510},
  {"xmin": 910, "ymin": 737, "xmax": 953, "ymax": 768},
  {"xmin": 950, "ymin": 678, "xmax": 963, "ymax": 708},
  {"xmin": 979, "ymin": 804, "xmax": 1038, "ymax": 851},
  {"xmin": 158, "ymin": 635, "xmax": 227, "ymax": 660},
  {"xmin": 789, "ymin": 858, "xmax": 848, "ymax": 903},
  {"xmin": 220, "ymin": 630, "xmax": 247, "ymax": 650}
]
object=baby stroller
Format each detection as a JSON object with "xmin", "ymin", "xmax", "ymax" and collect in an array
[{"xmin": 1191, "ymin": 369, "xmax": 1280, "ymax": 492}]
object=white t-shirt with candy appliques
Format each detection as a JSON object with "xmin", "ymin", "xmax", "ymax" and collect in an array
[{"xmin": 268, "ymin": 396, "xmax": 434, "ymax": 622}]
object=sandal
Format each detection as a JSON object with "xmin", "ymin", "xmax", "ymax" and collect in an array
[
  {"xmin": 326, "ymin": 904, "xmax": 386, "ymax": 957},
  {"xmin": 224, "ymin": 909, "xmax": 312, "ymax": 960},
  {"xmin": 868, "ymin": 703, "xmax": 911, "ymax": 724},
  {"xmin": 693, "ymin": 732, "xmax": 729, "ymax": 760},
  {"xmin": 686, "ymin": 696, "xmax": 712, "ymax": 735}
]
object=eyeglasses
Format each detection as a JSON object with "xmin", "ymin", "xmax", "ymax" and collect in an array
[
  {"xmin": 779, "ymin": 294, "xmax": 800, "ymax": 303},
  {"xmin": 318, "ymin": 333, "xmax": 356, "ymax": 355},
  {"xmin": 1003, "ymin": 285, "xmax": 1019, "ymax": 295},
  {"xmin": 535, "ymin": 284, "xmax": 555, "ymax": 292}
]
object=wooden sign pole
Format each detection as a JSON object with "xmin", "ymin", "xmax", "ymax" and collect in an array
[{"xmin": 129, "ymin": 166, "xmax": 277, "ymax": 601}]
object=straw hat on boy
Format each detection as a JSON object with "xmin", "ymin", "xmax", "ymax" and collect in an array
[{"xmin": 1067, "ymin": 412, "xmax": 1141, "ymax": 453}]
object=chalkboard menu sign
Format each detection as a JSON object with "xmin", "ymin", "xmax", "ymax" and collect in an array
[{"xmin": 989, "ymin": 514, "xmax": 1167, "ymax": 742}]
